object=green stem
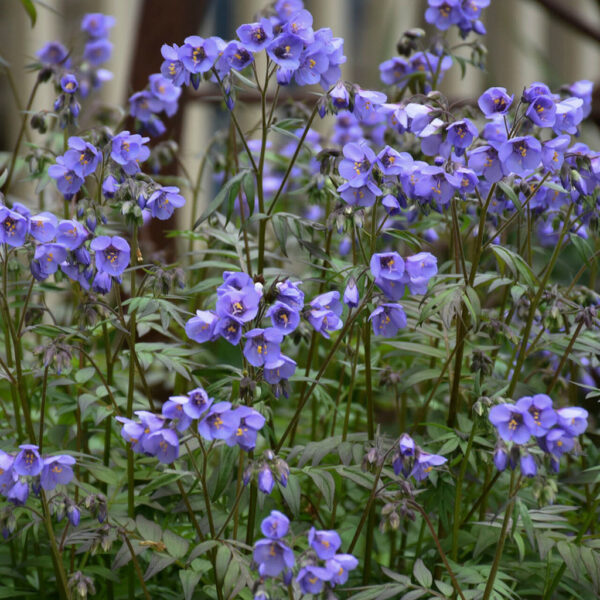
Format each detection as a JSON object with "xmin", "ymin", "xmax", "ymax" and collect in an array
[
  {"xmin": 41, "ymin": 491, "xmax": 71, "ymax": 600},
  {"xmin": 546, "ymin": 319, "xmax": 584, "ymax": 395},
  {"xmin": 363, "ymin": 322, "xmax": 375, "ymax": 441}
]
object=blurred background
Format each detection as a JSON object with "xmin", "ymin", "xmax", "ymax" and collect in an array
[{"xmin": 1, "ymin": 0, "xmax": 600, "ymax": 227}]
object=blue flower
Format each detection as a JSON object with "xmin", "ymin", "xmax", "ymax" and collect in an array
[
  {"xmin": 326, "ymin": 554, "xmax": 359, "ymax": 585},
  {"xmin": 308, "ymin": 526, "xmax": 341, "ymax": 559},
  {"xmin": 37, "ymin": 41, "xmax": 69, "ymax": 65},
  {"xmin": 343, "ymin": 278, "xmax": 359, "ymax": 308},
  {"xmin": 185, "ymin": 310, "xmax": 219, "ymax": 343},
  {"xmin": 526, "ymin": 95, "xmax": 556, "ymax": 128},
  {"xmin": 568, "ymin": 79, "xmax": 593, "ymax": 118},
  {"xmin": 92, "ymin": 271, "xmax": 113, "ymax": 294},
  {"xmin": 31, "ymin": 244, "xmax": 67, "ymax": 279},
  {"xmin": 542, "ymin": 135, "xmax": 570, "ymax": 172},
  {"xmin": 144, "ymin": 428, "xmax": 179, "ymax": 464},
  {"xmin": 379, "ymin": 57, "xmax": 409, "ymax": 86},
  {"xmin": 338, "ymin": 142, "xmax": 376, "ymax": 185},
  {"xmin": 40, "ymin": 455, "xmax": 76, "ymax": 490},
  {"xmin": 237, "ymin": 18, "xmax": 274, "ymax": 51},
  {"xmin": 478, "ymin": 86, "xmax": 513, "ymax": 117},
  {"xmin": 129, "ymin": 90, "xmax": 163, "ymax": 122},
  {"xmin": 543, "ymin": 428, "xmax": 575, "ymax": 457},
  {"xmin": 215, "ymin": 316, "xmax": 244, "ymax": 345},
  {"xmin": 110, "ymin": 131, "xmax": 150, "ymax": 175},
  {"xmin": 468, "ymin": 145, "xmax": 504, "ymax": 182},
  {"xmin": 446, "ymin": 118, "xmax": 478, "ymax": 152},
  {"xmin": 48, "ymin": 157, "xmax": 84, "ymax": 196},
  {"xmin": 226, "ymin": 406, "xmax": 266, "ymax": 452},
  {"xmin": 404, "ymin": 252, "xmax": 438, "ymax": 294},
  {"xmin": 353, "ymin": 88, "xmax": 387, "ymax": 122},
  {"xmin": 180, "ymin": 36, "xmax": 219, "ymax": 74},
  {"xmin": 489, "ymin": 403, "xmax": 531, "ymax": 444},
  {"xmin": 556, "ymin": 406, "xmax": 588, "ymax": 436},
  {"xmin": 162, "ymin": 396, "xmax": 193, "ymax": 431},
  {"xmin": 370, "ymin": 252, "xmax": 405, "ymax": 283},
  {"xmin": 516, "ymin": 394, "xmax": 557, "ymax": 437},
  {"xmin": 84, "ymin": 39, "xmax": 113, "ymax": 65},
  {"xmin": 91, "ymin": 236, "xmax": 130, "ymax": 276},
  {"xmin": 81, "ymin": 13, "xmax": 115, "ymax": 38},
  {"xmin": 393, "ymin": 433, "xmax": 417, "ymax": 476},
  {"xmin": 276, "ymin": 280, "xmax": 304, "ymax": 310},
  {"xmin": 257, "ymin": 464, "xmax": 275, "ymax": 494},
  {"xmin": 267, "ymin": 34, "xmax": 304, "ymax": 70},
  {"xmin": 243, "ymin": 328, "xmax": 283, "ymax": 367},
  {"xmin": 147, "ymin": 186, "xmax": 186, "ymax": 220},
  {"xmin": 553, "ymin": 97, "xmax": 584, "ymax": 135},
  {"xmin": 297, "ymin": 565, "xmax": 332, "ymax": 594},
  {"xmin": 216, "ymin": 288, "xmax": 261, "ymax": 323},
  {"xmin": 425, "ymin": 0, "xmax": 462, "ymax": 30},
  {"xmin": 0, "ymin": 207, "xmax": 28, "ymax": 247},
  {"xmin": 498, "ymin": 136, "xmax": 542, "ymax": 177},
  {"xmin": 56, "ymin": 219, "xmax": 89, "ymax": 250},
  {"xmin": 13, "ymin": 445, "xmax": 43, "ymax": 477},
  {"xmin": 60, "ymin": 74, "xmax": 78, "ymax": 94},
  {"xmin": 184, "ymin": 387, "xmax": 214, "ymax": 419},
  {"xmin": 337, "ymin": 179, "xmax": 381, "ymax": 207},
  {"xmin": 7, "ymin": 480, "xmax": 29, "ymax": 505},
  {"xmin": 284, "ymin": 9, "xmax": 314, "ymax": 43},
  {"xmin": 411, "ymin": 450, "xmax": 447, "ymax": 481},
  {"xmin": 267, "ymin": 301, "xmax": 300, "ymax": 333},
  {"xmin": 520, "ymin": 453, "xmax": 537, "ymax": 478},
  {"xmin": 253, "ymin": 539, "xmax": 295, "ymax": 577},
  {"xmin": 263, "ymin": 355, "xmax": 297, "ymax": 385},
  {"xmin": 369, "ymin": 303, "xmax": 407, "ymax": 336},
  {"xmin": 260, "ymin": 510, "xmax": 289, "ymax": 539},
  {"xmin": 160, "ymin": 43, "xmax": 189, "ymax": 86},
  {"xmin": 197, "ymin": 402, "xmax": 240, "ymax": 440},
  {"xmin": 330, "ymin": 81, "xmax": 350, "ymax": 109}
]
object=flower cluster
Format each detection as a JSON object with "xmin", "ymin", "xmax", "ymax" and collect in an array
[
  {"xmin": 253, "ymin": 511, "xmax": 358, "ymax": 596},
  {"xmin": 392, "ymin": 433, "xmax": 448, "ymax": 481},
  {"xmin": 116, "ymin": 386, "xmax": 266, "ymax": 464},
  {"xmin": 489, "ymin": 394, "xmax": 588, "ymax": 475},
  {"xmin": 129, "ymin": 0, "xmax": 345, "ymax": 133},
  {"xmin": 0, "ymin": 445, "xmax": 75, "ymax": 506},
  {"xmin": 425, "ymin": 0, "xmax": 489, "ymax": 37}
]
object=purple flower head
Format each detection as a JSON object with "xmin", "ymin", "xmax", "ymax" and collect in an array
[
  {"xmin": 523, "ymin": 81, "xmax": 552, "ymax": 103},
  {"xmin": 102, "ymin": 175, "xmax": 120, "ymax": 198},
  {"xmin": 48, "ymin": 157, "xmax": 84, "ymax": 196},
  {"xmin": 0, "ymin": 451, "xmax": 16, "ymax": 495},
  {"xmin": 425, "ymin": 0, "xmax": 462, "ymax": 30},
  {"xmin": 237, "ymin": 18, "xmax": 274, "ymax": 51},
  {"xmin": 553, "ymin": 97, "xmax": 584, "ymax": 135},
  {"xmin": 267, "ymin": 33, "xmax": 304, "ymax": 70},
  {"xmin": 478, "ymin": 87, "xmax": 513, "ymax": 117},
  {"xmin": 411, "ymin": 450, "xmax": 447, "ymax": 481},
  {"xmin": 244, "ymin": 328, "xmax": 283, "ymax": 367},
  {"xmin": 337, "ymin": 179, "xmax": 381, "ymax": 207},
  {"xmin": 37, "ymin": 41, "xmax": 68, "ymax": 65},
  {"xmin": 455, "ymin": 167, "xmax": 478, "ymax": 197},
  {"xmin": 330, "ymin": 81, "xmax": 350, "ymax": 109},
  {"xmin": 483, "ymin": 115, "xmax": 508, "ymax": 144},
  {"xmin": 307, "ymin": 308, "xmax": 343, "ymax": 339},
  {"xmin": 489, "ymin": 403, "xmax": 531, "ymax": 444},
  {"xmin": 215, "ymin": 316, "xmax": 244, "ymax": 345},
  {"xmin": 91, "ymin": 236, "xmax": 130, "ymax": 276},
  {"xmin": 0, "ymin": 207, "xmax": 28, "ymax": 247},
  {"xmin": 184, "ymin": 387, "xmax": 213, "ymax": 419},
  {"xmin": 221, "ymin": 41, "xmax": 254, "ymax": 72},
  {"xmin": 129, "ymin": 90, "xmax": 163, "ymax": 122},
  {"xmin": 13, "ymin": 445, "xmax": 43, "ymax": 477},
  {"xmin": 226, "ymin": 406, "xmax": 266, "ymax": 451},
  {"xmin": 197, "ymin": 402, "xmax": 240, "ymax": 440},
  {"xmin": 526, "ymin": 95, "xmax": 556, "ymax": 128},
  {"xmin": 556, "ymin": 406, "xmax": 588, "ymax": 436},
  {"xmin": 353, "ymin": 89, "xmax": 387, "ymax": 122},
  {"xmin": 56, "ymin": 219, "xmax": 88, "ymax": 250},
  {"xmin": 370, "ymin": 303, "xmax": 407, "ymax": 337},
  {"xmin": 516, "ymin": 394, "xmax": 557, "ymax": 437},
  {"xmin": 544, "ymin": 427, "xmax": 575, "ymax": 457},
  {"xmin": 468, "ymin": 145, "xmax": 504, "ymax": 182},
  {"xmin": 276, "ymin": 280, "xmax": 304, "ymax": 310},
  {"xmin": 370, "ymin": 252, "xmax": 405, "ymax": 282},
  {"xmin": 254, "ymin": 539, "xmax": 295, "ymax": 577},
  {"xmin": 147, "ymin": 186, "xmax": 186, "ymax": 220},
  {"xmin": 264, "ymin": 355, "xmax": 297, "ymax": 385},
  {"xmin": 218, "ymin": 270, "xmax": 255, "ymax": 295},
  {"xmin": 81, "ymin": 13, "xmax": 115, "ymax": 38},
  {"xmin": 409, "ymin": 52, "xmax": 453, "ymax": 84},
  {"xmin": 326, "ymin": 554, "xmax": 359, "ymax": 585},
  {"xmin": 343, "ymin": 278, "xmax": 359, "ymax": 308},
  {"xmin": 275, "ymin": 0, "xmax": 303, "ymax": 20},
  {"xmin": 294, "ymin": 46, "xmax": 329, "ymax": 86},
  {"xmin": 568, "ymin": 79, "xmax": 593, "ymax": 118},
  {"xmin": 32, "ymin": 243, "xmax": 67, "ymax": 278},
  {"xmin": 257, "ymin": 464, "xmax": 275, "ymax": 494},
  {"xmin": 260, "ymin": 510, "xmax": 289, "ymax": 539},
  {"xmin": 376, "ymin": 146, "xmax": 410, "ymax": 176},
  {"xmin": 216, "ymin": 288, "xmax": 260, "ymax": 323},
  {"xmin": 162, "ymin": 396, "xmax": 193, "ymax": 431},
  {"xmin": 404, "ymin": 252, "xmax": 438, "ymax": 294},
  {"xmin": 180, "ymin": 36, "xmax": 219, "ymax": 74},
  {"xmin": 148, "ymin": 74, "xmax": 181, "ymax": 111},
  {"xmin": 520, "ymin": 453, "xmax": 537, "ymax": 477},
  {"xmin": 308, "ymin": 527, "xmax": 342, "ymax": 559},
  {"xmin": 7, "ymin": 480, "xmax": 29, "ymax": 505},
  {"xmin": 144, "ymin": 428, "xmax": 179, "ymax": 464},
  {"xmin": 382, "ymin": 194, "xmax": 402, "ymax": 215},
  {"xmin": 267, "ymin": 301, "xmax": 300, "ymax": 333},
  {"xmin": 311, "ymin": 291, "xmax": 343, "ymax": 316},
  {"xmin": 116, "ymin": 416, "xmax": 147, "ymax": 453},
  {"xmin": 446, "ymin": 118, "xmax": 478, "ymax": 151},
  {"xmin": 160, "ymin": 43, "xmax": 189, "ymax": 86},
  {"xmin": 297, "ymin": 565, "xmax": 332, "ymax": 594},
  {"xmin": 110, "ymin": 131, "xmax": 150, "ymax": 175},
  {"xmin": 68, "ymin": 505, "xmax": 80, "ymax": 527},
  {"xmin": 84, "ymin": 39, "xmax": 113, "ymax": 65},
  {"xmin": 498, "ymin": 136, "xmax": 542, "ymax": 177},
  {"xmin": 185, "ymin": 310, "xmax": 219, "ymax": 344},
  {"xmin": 40, "ymin": 455, "xmax": 76, "ymax": 490},
  {"xmin": 414, "ymin": 165, "xmax": 460, "ymax": 206},
  {"xmin": 284, "ymin": 9, "xmax": 314, "ymax": 43},
  {"xmin": 92, "ymin": 271, "xmax": 113, "ymax": 294},
  {"xmin": 61, "ymin": 74, "xmax": 78, "ymax": 94},
  {"xmin": 379, "ymin": 56, "xmax": 409, "ymax": 86},
  {"xmin": 542, "ymin": 135, "xmax": 570, "ymax": 172},
  {"xmin": 494, "ymin": 445, "xmax": 508, "ymax": 471}
]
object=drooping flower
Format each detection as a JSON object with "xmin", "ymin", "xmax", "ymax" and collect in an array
[
  {"xmin": 253, "ymin": 539, "xmax": 295, "ymax": 577},
  {"xmin": 260, "ymin": 510, "xmax": 289, "ymax": 539},
  {"xmin": 185, "ymin": 310, "xmax": 219, "ymax": 343},
  {"xmin": 266, "ymin": 301, "xmax": 300, "ymax": 333},
  {"xmin": 520, "ymin": 453, "xmax": 537, "ymax": 477},
  {"xmin": 489, "ymin": 403, "xmax": 531, "ymax": 444},
  {"xmin": 526, "ymin": 95, "xmax": 556, "ymax": 128},
  {"xmin": 48, "ymin": 157, "xmax": 84, "ymax": 196},
  {"xmin": 326, "ymin": 554, "xmax": 359, "ymax": 586},
  {"xmin": 144, "ymin": 428, "xmax": 179, "ymax": 464},
  {"xmin": 31, "ymin": 244, "xmax": 67, "ymax": 279},
  {"xmin": 197, "ymin": 402, "xmax": 240, "ymax": 440},
  {"xmin": 0, "ymin": 207, "xmax": 29, "ymax": 247},
  {"xmin": 296, "ymin": 565, "xmax": 332, "ymax": 594},
  {"xmin": 556, "ymin": 406, "xmax": 588, "ymax": 436},
  {"xmin": 243, "ymin": 328, "xmax": 283, "ymax": 367},
  {"xmin": 343, "ymin": 278, "xmax": 359, "ymax": 308},
  {"xmin": 40, "ymin": 455, "xmax": 76, "ymax": 490},
  {"xmin": 110, "ymin": 131, "xmax": 150, "ymax": 175},
  {"xmin": 308, "ymin": 527, "xmax": 342, "ymax": 559},
  {"xmin": 215, "ymin": 316, "xmax": 244, "ymax": 345},
  {"xmin": 276, "ymin": 280, "xmax": 304, "ymax": 310},
  {"xmin": 147, "ymin": 186, "xmax": 186, "ymax": 220},
  {"xmin": 478, "ymin": 86, "xmax": 513, "ymax": 117},
  {"xmin": 29, "ymin": 212, "xmax": 58, "ymax": 243},
  {"xmin": 13, "ymin": 445, "xmax": 43, "ymax": 477},
  {"xmin": 91, "ymin": 236, "xmax": 130, "ymax": 277},
  {"xmin": 411, "ymin": 450, "xmax": 447, "ymax": 481},
  {"xmin": 404, "ymin": 252, "xmax": 438, "ymax": 294},
  {"xmin": 225, "ymin": 406, "xmax": 266, "ymax": 451},
  {"xmin": 56, "ymin": 219, "xmax": 88, "ymax": 250},
  {"xmin": 369, "ymin": 303, "xmax": 407, "ymax": 337},
  {"xmin": 516, "ymin": 394, "xmax": 557, "ymax": 437}
]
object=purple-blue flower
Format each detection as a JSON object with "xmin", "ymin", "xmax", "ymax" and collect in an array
[
  {"xmin": 253, "ymin": 539, "xmax": 295, "ymax": 577},
  {"xmin": 404, "ymin": 252, "xmax": 438, "ymax": 294},
  {"xmin": 40, "ymin": 455, "xmax": 76, "ymax": 490},
  {"xmin": 266, "ymin": 301, "xmax": 300, "ymax": 333},
  {"xmin": 110, "ymin": 131, "xmax": 150, "ymax": 175},
  {"xmin": 267, "ymin": 34, "xmax": 304, "ymax": 70},
  {"xmin": 147, "ymin": 186, "xmax": 186, "ymax": 220},
  {"xmin": 244, "ymin": 328, "xmax": 283, "ymax": 367},
  {"xmin": 162, "ymin": 396, "xmax": 193, "ymax": 431},
  {"xmin": 81, "ymin": 13, "xmax": 115, "ymax": 38},
  {"xmin": 180, "ymin": 36, "xmax": 219, "ymax": 74},
  {"xmin": 556, "ymin": 406, "xmax": 588, "ymax": 436},
  {"xmin": 343, "ymin": 278, "xmax": 359, "ymax": 308},
  {"xmin": 276, "ymin": 280, "xmax": 304, "ymax": 310},
  {"xmin": 264, "ymin": 355, "xmax": 297, "ymax": 385},
  {"xmin": 553, "ymin": 97, "xmax": 584, "ymax": 135},
  {"xmin": 144, "ymin": 428, "xmax": 179, "ymax": 464},
  {"xmin": 520, "ymin": 453, "xmax": 537, "ymax": 477},
  {"xmin": 56, "ymin": 219, "xmax": 88, "ymax": 250},
  {"xmin": 216, "ymin": 288, "xmax": 261, "ymax": 323},
  {"xmin": 84, "ymin": 39, "xmax": 113, "ymax": 65},
  {"xmin": 411, "ymin": 450, "xmax": 447, "ymax": 481},
  {"xmin": 30, "ymin": 212, "xmax": 57, "ymax": 242},
  {"xmin": 37, "ymin": 41, "xmax": 68, "ymax": 65},
  {"xmin": 237, "ymin": 18, "xmax": 274, "ymax": 51},
  {"xmin": 183, "ymin": 387, "xmax": 214, "ymax": 419},
  {"xmin": 369, "ymin": 303, "xmax": 407, "ymax": 337},
  {"xmin": 185, "ymin": 310, "xmax": 219, "ymax": 343},
  {"xmin": 353, "ymin": 89, "xmax": 387, "ymax": 122},
  {"xmin": 370, "ymin": 252, "xmax": 405, "ymax": 282},
  {"xmin": 297, "ymin": 565, "xmax": 332, "ymax": 594},
  {"xmin": 498, "ymin": 136, "xmax": 542, "ymax": 177},
  {"xmin": 308, "ymin": 527, "xmax": 342, "ymax": 559},
  {"xmin": 326, "ymin": 554, "xmax": 359, "ymax": 585},
  {"xmin": 425, "ymin": 0, "xmax": 462, "ymax": 30},
  {"xmin": 0, "ymin": 207, "xmax": 28, "ymax": 247},
  {"xmin": 197, "ymin": 402, "xmax": 240, "ymax": 440},
  {"xmin": 91, "ymin": 236, "xmax": 130, "ymax": 276},
  {"xmin": 260, "ymin": 510, "xmax": 289, "ymax": 539},
  {"xmin": 468, "ymin": 145, "xmax": 505, "ymax": 182},
  {"xmin": 160, "ymin": 43, "xmax": 189, "ymax": 86},
  {"xmin": 516, "ymin": 394, "xmax": 557, "ymax": 437},
  {"xmin": 489, "ymin": 403, "xmax": 531, "ymax": 444},
  {"xmin": 31, "ymin": 244, "xmax": 67, "ymax": 279},
  {"xmin": 446, "ymin": 118, "xmax": 478, "ymax": 151},
  {"xmin": 13, "ymin": 445, "xmax": 43, "ymax": 477},
  {"xmin": 478, "ymin": 87, "xmax": 513, "ymax": 117},
  {"xmin": 215, "ymin": 316, "xmax": 244, "ymax": 345},
  {"xmin": 48, "ymin": 157, "xmax": 84, "ymax": 196},
  {"xmin": 526, "ymin": 95, "xmax": 556, "ymax": 128},
  {"xmin": 226, "ymin": 406, "xmax": 266, "ymax": 451},
  {"xmin": 257, "ymin": 464, "xmax": 275, "ymax": 494},
  {"xmin": 60, "ymin": 74, "xmax": 78, "ymax": 94}
]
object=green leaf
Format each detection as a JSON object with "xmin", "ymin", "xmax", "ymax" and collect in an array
[
  {"xmin": 215, "ymin": 545, "xmax": 232, "ymax": 587},
  {"xmin": 498, "ymin": 181, "xmax": 523, "ymax": 215},
  {"xmin": 179, "ymin": 570, "xmax": 202, "ymax": 600},
  {"xmin": 490, "ymin": 245, "xmax": 537, "ymax": 287},
  {"xmin": 279, "ymin": 473, "xmax": 301, "ymax": 516},
  {"xmin": 75, "ymin": 367, "xmax": 95, "ymax": 384},
  {"xmin": 193, "ymin": 170, "xmax": 250, "ymax": 229},
  {"xmin": 435, "ymin": 580, "xmax": 453, "ymax": 596},
  {"xmin": 20, "ymin": 0, "xmax": 37, "ymax": 26},
  {"xmin": 163, "ymin": 529, "xmax": 190, "ymax": 559},
  {"xmin": 136, "ymin": 515, "xmax": 162, "ymax": 541},
  {"xmin": 306, "ymin": 469, "xmax": 335, "ymax": 511},
  {"xmin": 143, "ymin": 554, "xmax": 176, "ymax": 580},
  {"xmin": 412, "ymin": 558, "xmax": 432, "ymax": 588}
]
